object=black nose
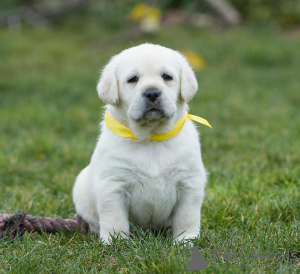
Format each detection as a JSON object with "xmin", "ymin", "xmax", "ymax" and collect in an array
[{"xmin": 143, "ymin": 89, "xmax": 161, "ymax": 103}]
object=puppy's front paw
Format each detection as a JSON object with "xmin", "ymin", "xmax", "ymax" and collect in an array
[
  {"xmin": 100, "ymin": 234, "xmax": 112, "ymax": 245},
  {"xmin": 173, "ymin": 233, "xmax": 198, "ymax": 247},
  {"xmin": 100, "ymin": 231, "xmax": 130, "ymax": 245}
]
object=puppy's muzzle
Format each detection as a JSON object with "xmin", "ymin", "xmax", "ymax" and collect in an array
[{"xmin": 138, "ymin": 89, "xmax": 167, "ymax": 121}]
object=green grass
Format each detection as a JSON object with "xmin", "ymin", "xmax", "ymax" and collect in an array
[{"xmin": 0, "ymin": 23, "xmax": 299, "ymax": 273}]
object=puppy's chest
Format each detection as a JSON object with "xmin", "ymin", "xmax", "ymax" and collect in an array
[
  {"xmin": 129, "ymin": 166, "xmax": 178, "ymax": 196},
  {"xmin": 124, "ymin": 164, "xmax": 180, "ymax": 226},
  {"xmin": 97, "ymin": 137, "xmax": 198, "ymax": 225}
]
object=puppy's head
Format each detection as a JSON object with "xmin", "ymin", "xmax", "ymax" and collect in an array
[{"xmin": 97, "ymin": 44, "xmax": 198, "ymax": 128}]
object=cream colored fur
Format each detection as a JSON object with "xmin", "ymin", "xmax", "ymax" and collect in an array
[{"xmin": 72, "ymin": 43, "xmax": 207, "ymax": 244}]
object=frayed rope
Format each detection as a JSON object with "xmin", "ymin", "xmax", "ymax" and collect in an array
[{"xmin": 0, "ymin": 211, "xmax": 89, "ymax": 238}]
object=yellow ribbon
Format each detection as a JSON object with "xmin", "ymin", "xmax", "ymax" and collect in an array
[{"xmin": 105, "ymin": 111, "xmax": 211, "ymax": 141}]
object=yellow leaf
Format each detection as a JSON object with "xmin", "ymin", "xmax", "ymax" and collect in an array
[
  {"xmin": 129, "ymin": 3, "xmax": 162, "ymax": 24},
  {"xmin": 146, "ymin": 8, "xmax": 162, "ymax": 23},
  {"xmin": 129, "ymin": 3, "xmax": 150, "ymax": 22},
  {"xmin": 181, "ymin": 50, "xmax": 206, "ymax": 70},
  {"xmin": 140, "ymin": 9, "xmax": 162, "ymax": 33}
]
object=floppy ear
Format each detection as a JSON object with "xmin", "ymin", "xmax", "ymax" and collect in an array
[
  {"xmin": 97, "ymin": 57, "xmax": 119, "ymax": 105},
  {"xmin": 179, "ymin": 55, "xmax": 198, "ymax": 102}
]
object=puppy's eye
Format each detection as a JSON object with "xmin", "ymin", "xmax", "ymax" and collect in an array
[
  {"xmin": 162, "ymin": 73, "xmax": 173, "ymax": 81},
  {"xmin": 128, "ymin": 76, "xmax": 139, "ymax": 83}
]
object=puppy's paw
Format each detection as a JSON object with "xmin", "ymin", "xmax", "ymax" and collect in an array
[
  {"xmin": 173, "ymin": 233, "xmax": 198, "ymax": 247},
  {"xmin": 100, "ymin": 231, "xmax": 130, "ymax": 245}
]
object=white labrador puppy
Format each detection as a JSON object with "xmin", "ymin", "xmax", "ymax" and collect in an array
[{"xmin": 72, "ymin": 43, "xmax": 209, "ymax": 244}]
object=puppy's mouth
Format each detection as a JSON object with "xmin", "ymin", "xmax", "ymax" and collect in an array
[
  {"xmin": 143, "ymin": 107, "xmax": 165, "ymax": 120},
  {"xmin": 131, "ymin": 107, "xmax": 167, "ymax": 125},
  {"xmin": 128, "ymin": 94, "xmax": 176, "ymax": 125}
]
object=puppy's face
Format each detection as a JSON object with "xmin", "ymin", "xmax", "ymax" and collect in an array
[
  {"xmin": 97, "ymin": 44, "xmax": 198, "ymax": 126},
  {"xmin": 117, "ymin": 48, "xmax": 181, "ymax": 123}
]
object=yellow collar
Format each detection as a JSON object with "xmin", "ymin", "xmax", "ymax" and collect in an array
[{"xmin": 105, "ymin": 111, "xmax": 211, "ymax": 141}]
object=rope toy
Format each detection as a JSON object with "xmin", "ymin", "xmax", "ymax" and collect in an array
[{"xmin": 0, "ymin": 211, "xmax": 89, "ymax": 238}]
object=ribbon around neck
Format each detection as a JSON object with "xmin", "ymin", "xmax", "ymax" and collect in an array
[{"xmin": 105, "ymin": 111, "xmax": 211, "ymax": 141}]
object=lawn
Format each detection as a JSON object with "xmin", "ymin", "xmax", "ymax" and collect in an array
[{"xmin": 0, "ymin": 21, "xmax": 299, "ymax": 273}]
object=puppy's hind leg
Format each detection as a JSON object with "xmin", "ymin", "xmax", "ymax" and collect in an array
[{"xmin": 72, "ymin": 166, "xmax": 99, "ymax": 233}]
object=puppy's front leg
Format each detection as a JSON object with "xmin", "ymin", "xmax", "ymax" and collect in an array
[
  {"xmin": 97, "ymin": 184, "xmax": 130, "ymax": 244},
  {"xmin": 172, "ymin": 182, "xmax": 204, "ymax": 243}
]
